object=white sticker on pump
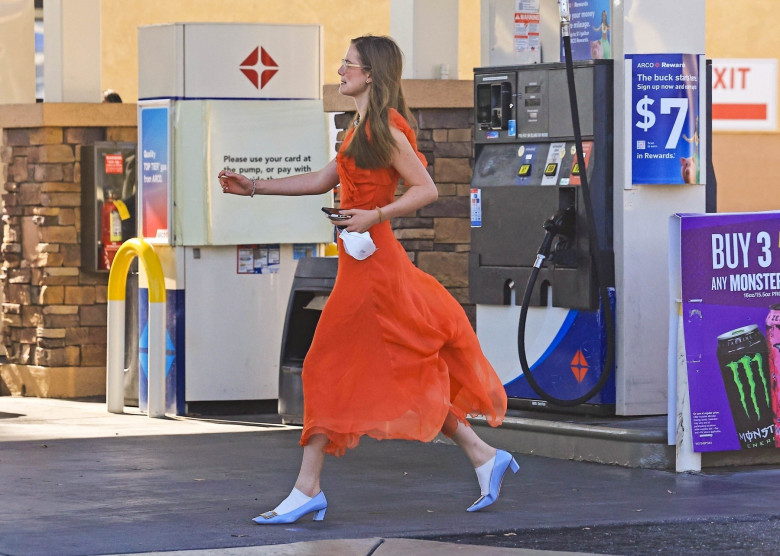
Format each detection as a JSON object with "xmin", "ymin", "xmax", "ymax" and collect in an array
[
  {"xmin": 541, "ymin": 142, "xmax": 566, "ymax": 186},
  {"xmin": 470, "ymin": 188, "xmax": 483, "ymax": 228}
]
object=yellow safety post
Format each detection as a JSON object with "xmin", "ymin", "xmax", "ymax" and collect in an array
[{"xmin": 106, "ymin": 238, "xmax": 167, "ymax": 417}]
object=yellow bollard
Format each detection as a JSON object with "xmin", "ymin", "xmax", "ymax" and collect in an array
[{"xmin": 106, "ymin": 238, "xmax": 167, "ymax": 417}]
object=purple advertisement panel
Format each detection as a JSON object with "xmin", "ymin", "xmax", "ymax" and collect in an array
[
  {"xmin": 680, "ymin": 212, "xmax": 780, "ymax": 452},
  {"xmin": 628, "ymin": 54, "xmax": 702, "ymax": 185}
]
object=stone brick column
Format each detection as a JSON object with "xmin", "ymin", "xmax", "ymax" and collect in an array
[
  {"xmin": 326, "ymin": 80, "xmax": 476, "ymax": 325},
  {"xmin": 0, "ymin": 103, "xmax": 136, "ymax": 398},
  {"xmin": 414, "ymin": 108, "xmax": 473, "ymax": 321}
]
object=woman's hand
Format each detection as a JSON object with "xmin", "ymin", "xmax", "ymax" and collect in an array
[
  {"xmin": 218, "ymin": 170, "xmax": 253, "ymax": 196},
  {"xmin": 337, "ymin": 208, "xmax": 381, "ymax": 233}
]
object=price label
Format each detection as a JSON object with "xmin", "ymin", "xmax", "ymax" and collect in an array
[{"xmin": 635, "ymin": 95, "xmax": 689, "ymax": 149}]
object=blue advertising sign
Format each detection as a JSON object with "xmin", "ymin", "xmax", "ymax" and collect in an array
[
  {"xmin": 628, "ymin": 54, "xmax": 702, "ymax": 185},
  {"xmin": 563, "ymin": 0, "xmax": 612, "ymax": 61},
  {"xmin": 139, "ymin": 103, "xmax": 171, "ymax": 242}
]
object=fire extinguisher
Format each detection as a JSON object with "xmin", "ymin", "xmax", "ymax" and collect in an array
[{"xmin": 99, "ymin": 194, "xmax": 124, "ymax": 270}]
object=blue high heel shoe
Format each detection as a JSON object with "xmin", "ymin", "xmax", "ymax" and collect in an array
[
  {"xmin": 467, "ymin": 449, "xmax": 519, "ymax": 512},
  {"xmin": 252, "ymin": 491, "xmax": 327, "ymax": 524}
]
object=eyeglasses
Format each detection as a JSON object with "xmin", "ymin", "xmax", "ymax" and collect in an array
[{"xmin": 340, "ymin": 59, "xmax": 370, "ymax": 71}]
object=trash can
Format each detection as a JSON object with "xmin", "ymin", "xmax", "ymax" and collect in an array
[{"xmin": 278, "ymin": 256, "xmax": 338, "ymax": 425}]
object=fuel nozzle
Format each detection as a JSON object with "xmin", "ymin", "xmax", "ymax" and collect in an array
[
  {"xmin": 534, "ymin": 206, "xmax": 576, "ymax": 269},
  {"xmin": 558, "ymin": 0, "xmax": 571, "ymax": 38},
  {"xmin": 544, "ymin": 205, "xmax": 576, "ymax": 239}
]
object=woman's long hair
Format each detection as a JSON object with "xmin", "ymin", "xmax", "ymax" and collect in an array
[{"xmin": 343, "ymin": 35, "xmax": 412, "ymax": 169}]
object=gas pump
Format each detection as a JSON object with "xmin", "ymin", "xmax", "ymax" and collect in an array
[
  {"xmin": 135, "ymin": 23, "xmax": 332, "ymax": 415},
  {"xmin": 471, "ymin": 58, "xmax": 616, "ymax": 413},
  {"xmin": 473, "ymin": 0, "xmax": 713, "ymax": 415},
  {"xmin": 471, "ymin": 0, "xmax": 617, "ymax": 413},
  {"xmin": 473, "ymin": 0, "xmax": 710, "ymax": 417}
]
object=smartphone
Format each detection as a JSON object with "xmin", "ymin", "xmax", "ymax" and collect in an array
[{"xmin": 321, "ymin": 207, "xmax": 350, "ymax": 221}]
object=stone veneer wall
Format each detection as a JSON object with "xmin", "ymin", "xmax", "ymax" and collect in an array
[
  {"xmin": 0, "ymin": 104, "xmax": 136, "ymax": 397},
  {"xmin": 333, "ymin": 107, "xmax": 475, "ymax": 326}
]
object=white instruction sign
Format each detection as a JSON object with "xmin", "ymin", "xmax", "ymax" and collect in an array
[{"xmin": 207, "ymin": 100, "xmax": 333, "ymax": 245}]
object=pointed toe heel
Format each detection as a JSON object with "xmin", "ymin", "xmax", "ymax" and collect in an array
[
  {"xmin": 467, "ymin": 450, "xmax": 518, "ymax": 512},
  {"xmin": 253, "ymin": 491, "xmax": 328, "ymax": 525}
]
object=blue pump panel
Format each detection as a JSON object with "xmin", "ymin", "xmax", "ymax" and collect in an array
[
  {"xmin": 138, "ymin": 288, "xmax": 186, "ymax": 415},
  {"xmin": 504, "ymin": 289, "xmax": 615, "ymax": 405}
]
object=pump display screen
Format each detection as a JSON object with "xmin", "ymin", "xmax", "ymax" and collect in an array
[{"xmin": 525, "ymin": 98, "xmax": 541, "ymax": 107}]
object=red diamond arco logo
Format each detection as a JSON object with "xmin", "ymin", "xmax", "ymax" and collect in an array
[
  {"xmin": 240, "ymin": 46, "xmax": 278, "ymax": 89},
  {"xmin": 570, "ymin": 349, "xmax": 589, "ymax": 383}
]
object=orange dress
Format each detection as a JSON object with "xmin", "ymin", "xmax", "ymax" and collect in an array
[{"xmin": 300, "ymin": 109, "xmax": 507, "ymax": 456}]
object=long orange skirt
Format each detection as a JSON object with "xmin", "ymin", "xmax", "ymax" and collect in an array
[{"xmin": 300, "ymin": 221, "xmax": 507, "ymax": 456}]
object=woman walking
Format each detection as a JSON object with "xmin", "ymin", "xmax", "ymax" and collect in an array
[{"xmin": 219, "ymin": 35, "xmax": 516, "ymax": 524}]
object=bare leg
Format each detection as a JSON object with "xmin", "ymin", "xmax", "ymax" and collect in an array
[
  {"xmin": 293, "ymin": 433, "xmax": 327, "ymax": 497},
  {"xmin": 253, "ymin": 433, "xmax": 329, "ymax": 523},
  {"xmin": 448, "ymin": 420, "xmax": 518, "ymax": 511},
  {"xmin": 449, "ymin": 420, "xmax": 496, "ymax": 468}
]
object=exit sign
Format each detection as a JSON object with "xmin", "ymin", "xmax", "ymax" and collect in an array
[{"xmin": 712, "ymin": 59, "xmax": 777, "ymax": 131}]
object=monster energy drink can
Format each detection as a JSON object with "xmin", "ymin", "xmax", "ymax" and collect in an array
[
  {"xmin": 765, "ymin": 305, "xmax": 780, "ymax": 447},
  {"xmin": 716, "ymin": 325, "xmax": 775, "ymax": 450}
]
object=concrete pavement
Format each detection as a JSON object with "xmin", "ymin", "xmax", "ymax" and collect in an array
[
  {"xmin": 111, "ymin": 538, "xmax": 590, "ymax": 555},
  {"xmin": 1, "ymin": 397, "xmax": 778, "ymax": 556}
]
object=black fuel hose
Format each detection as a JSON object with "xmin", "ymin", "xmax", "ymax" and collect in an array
[{"xmin": 516, "ymin": 33, "xmax": 616, "ymax": 407}]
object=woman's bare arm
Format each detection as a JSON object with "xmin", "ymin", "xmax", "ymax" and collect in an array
[{"xmin": 219, "ymin": 158, "xmax": 339, "ymax": 197}]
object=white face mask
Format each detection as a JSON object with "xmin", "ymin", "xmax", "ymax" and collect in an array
[{"xmin": 339, "ymin": 229, "xmax": 377, "ymax": 260}]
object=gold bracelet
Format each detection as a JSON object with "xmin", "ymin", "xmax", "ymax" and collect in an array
[
  {"xmin": 250, "ymin": 179, "xmax": 257, "ymax": 197},
  {"xmin": 376, "ymin": 206, "xmax": 384, "ymax": 222}
]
